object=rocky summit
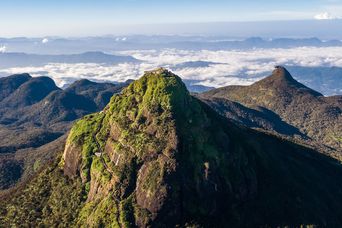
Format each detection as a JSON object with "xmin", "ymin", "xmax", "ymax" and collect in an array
[{"xmin": 2, "ymin": 68, "xmax": 342, "ymax": 227}]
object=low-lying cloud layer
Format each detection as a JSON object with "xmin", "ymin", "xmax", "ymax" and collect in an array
[
  {"xmin": 1, "ymin": 47, "xmax": 342, "ymax": 92},
  {"xmin": 315, "ymin": 12, "xmax": 334, "ymax": 20},
  {"xmin": 0, "ymin": 46, "xmax": 6, "ymax": 53}
]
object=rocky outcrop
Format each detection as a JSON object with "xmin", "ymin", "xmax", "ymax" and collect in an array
[
  {"xmin": 60, "ymin": 68, "xmax": 342, "ymax": 227},
  {"xmin": 63, "ymin": 143, "xmax": 82, "ymax": 178},
  {"xmin": 3, "ymin": 69, "xmax": 342, "ymax": 227}
]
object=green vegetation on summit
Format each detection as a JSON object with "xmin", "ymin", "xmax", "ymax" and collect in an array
[{"xmin": 2, "ymin": 68, "xmax": 342, "ymax": 227}]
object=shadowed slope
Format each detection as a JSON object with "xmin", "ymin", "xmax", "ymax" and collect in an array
[
  {"xmin": 201, "ymin": 66, "xmax": 342, "ymax": 152},
  {"xmin": 2, "ymin": 69, "xmax": 342, "ymax": 227}
]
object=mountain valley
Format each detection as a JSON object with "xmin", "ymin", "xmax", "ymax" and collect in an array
[{"xmin": 0, "ymin": 73, "xmax": 129, "ymax": 190}]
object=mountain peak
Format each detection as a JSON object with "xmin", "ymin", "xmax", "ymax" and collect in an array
[
  {"xmin": 5, "ymin": 69, "xmax": 342, "ymax": 227},
  {"xmin": 119, "ymin": 68, "xmax": 189, "ymax": 115},
  {"xmin": 59, "ymin": 69, "xmax": 342, "ymax": 227},
  {"xmin": 144, "ymin": 67, "xmax": 174, "ymax": 77},
  {"xmin": 133, "ymin": 68, "xmax": 185, "ymax": 91},
  {"xmin": 0, "ymin": 75, "xmax": 60, "ymax": 108},
  {"xmin": 272, "ymin": 65, "xmax": 293, "ymax": 79},
  {"xmin": 255, "ymin": 66, "xmax": 322, "ymax": 96},
  {"xmin": 67, "ymin": 79, "xmax": 97, "ymax": 90},
  {"xmin": 8, "ymin": 73, "xmax": 32, "ymax": 80},
  {"xmin": 0, "ymin": 73, "xmax": 32, "ymax": 101},
  {"xmin": 261, "ymin": 65, "xmax": 297, "ymax": 85}
]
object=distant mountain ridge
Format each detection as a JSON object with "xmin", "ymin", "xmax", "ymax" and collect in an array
[
  {"xmin": 0, "ymin": 73, "xmax": 129, "ymax": 190},
  {"xmin": 286, "ymin": 66, "xmax": 342, "ymax": 96},
  {"xmin": 1, "ymin": 76, "xmax": 60, "ymax": 108},
  {"xmin": 0, "ymin": 51, "xmax": 139, "ymax": 68},
  {"xmin": 1, "ymin": 36, "xmax": 342, "ymax": 53},
  {"xmin": 200, "ymin": 66, "xmax": 342, "ymax": 154},
  {"xmin": 0, "ymin": 73, "xmax": 32, "ymax": 101}
]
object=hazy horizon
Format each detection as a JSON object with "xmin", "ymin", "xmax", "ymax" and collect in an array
[
  {"xmin": 0, "ymin": 20, "xmax": 341, "ymax": 39},
  {"xmin": 1, "ymin": 0, "xmax": 342, "ymax": 37},
  {"xmin": 1, "ymin": 0, "xmax": 342, "ymax": 95}
]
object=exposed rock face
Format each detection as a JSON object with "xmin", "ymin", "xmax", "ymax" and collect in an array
[
  {"xmin": 63, "ymin": 143, "xmax": 82, "ymax": 178},
  {"xmin": 60, "ymin": 68, "xmax": 342, "ymax": 227},
  {"xmin": 3, "ymin": 69, "xmax": 342, "ymax": 227},
  {"xmin": 63, "ymin": 69, "xmax": 187, "ymax": 226}
]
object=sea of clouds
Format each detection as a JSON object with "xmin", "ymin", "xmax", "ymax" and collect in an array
[{"xmin": 1, "ymin": 47, "xmax": 342, "ymax": 89}]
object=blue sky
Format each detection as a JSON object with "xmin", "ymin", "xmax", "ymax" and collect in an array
[{"xmin": 1, "ymin": 0, "xmax": 342, "ymax": 36}]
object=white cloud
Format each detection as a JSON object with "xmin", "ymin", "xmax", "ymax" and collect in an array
[
  {"xmin": 42, "ymin": 38, "xmax": 49, "ymax": 44},
  {"xmin": 1, "ymin": 47, "xmax": 342, "ymax": 89},
  {"xmin": 0, "ymin": 45, "xmax": 6, "ymax": 53},
  {"xmin": 115, "ymin": 37, "xmax": 127, "ymax": 42},
  {"xmin": 314, "ymin": 12, "xmax": 338, "ymax": 20}
]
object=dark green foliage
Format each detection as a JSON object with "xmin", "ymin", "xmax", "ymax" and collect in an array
[
  {"xmin": 200, "ymin": 66, "xmax": 342, "ymax": 154},
  {"xmin": 63, "ymin": 68, "xmax": 342, "ymax": 227},
  {"xmin": 77, "ymin": 195, "xmax": 119, "ymax": 227},
  {"xmin": 0, "ymin": 76, "xmax": 60, "ymax": 108},
  {"xmin": 0, "ymin": 159, "xmax": 23, "ymax": 190},
  {"xmin": 120, "ymin": 194, "xmax": 135, "ymax": 227},
  {"xmin": 0, "ymin": 157, "xmax": 84, "ymax": 227},
  {"xmin": 0, "ymin": 73, "xmax": 128, "ymax": 192},
  {"xmin": 0, "ymin": 73, "xmax": 31, "ymax": 102},
  {"xmin": 2, "ymin": 68, "xmax": 342, "ymax": 227}
]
